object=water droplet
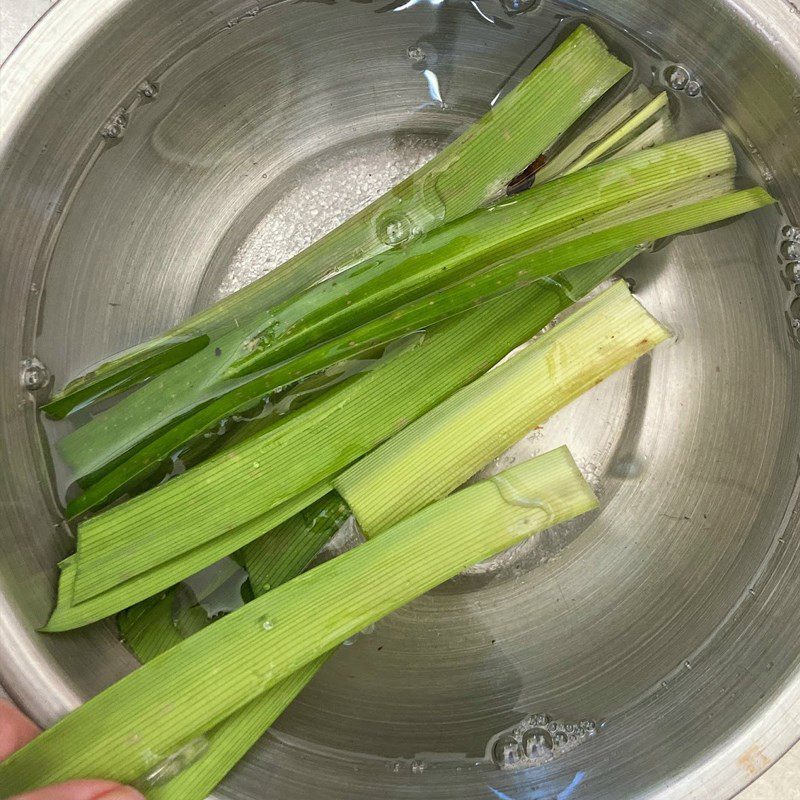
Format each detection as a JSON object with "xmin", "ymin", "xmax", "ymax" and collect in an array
[
  {"xmin": 522, "ymin": 728, "xmax": 553, "ymax": 758},
  {"xmin": 406, "ymin": 45, "xmax": 426, "ymax": 64},
  {"xmin": 375, "ymin": 211, "xmax": 413, "ymax": 246},
  {"xmin": 684, "ymin": 660, "xmax": 692, "ymax": 670},
  {"xmin": 781, "ymin": 240, "xmax": 800, "ymax": 261},
  {"xmin": 133, "ymin": 736, "xmax": 209, "ymax": 789},
  {"xmin": 782, "ymin": 225, "xmax": 800, "ymax": 240},
  {"xmin": 20, "ymin": 357, "xmax": 50, "ymax": 391},
  {"xmin": 492, "ymin": 735, "xmax": 523, "ymax": 767},
  {"xmin": 664, "ymin": 65, "xmax": 691, "ymax": 91},
  {"xmin": 411, "ymin": 759, "xmax": 427, "ymax": 774},
  {"xmin": 360, "ymin": 622, "xmax": 376, "ymax": 636},
  {"xmin": 261, "ymin": 617, "xmax": 274, "ymax": 631},
  {"xmin": 788, "ymin": 262, "xmax": 800, "ymax": 284},
  {"xmin": 342, "ymin": 636, "xmax": 356, "ymax": 646},
  {"xmin": 685, "ymin": 80, "xmax": 702, "ymax": 98}
]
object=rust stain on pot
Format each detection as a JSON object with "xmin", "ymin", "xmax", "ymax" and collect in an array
[{"xmin": 738, "ymin": 744, "xmax": 772, "ymax": 777}]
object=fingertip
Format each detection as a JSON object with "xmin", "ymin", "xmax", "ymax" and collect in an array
[
  {"xmin": 0, "ymin": 699, "xmax": 41, "ymax": 759},
  {"xmin": 8, "ymin": 780, "xmax": 145, "ymax": 800},
  {"xmin": 96, "ymin": 787, "xmax": 147, "ymax": 800}
]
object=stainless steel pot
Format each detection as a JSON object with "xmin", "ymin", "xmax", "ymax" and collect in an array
[{"xmin": 1, "ymin": 1, "xmax": 799, "ymax": 798}]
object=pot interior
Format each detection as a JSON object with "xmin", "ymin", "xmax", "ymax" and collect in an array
[{"xmin": 1, "ymin": 1, "xmax": 799, "ymax": 799}]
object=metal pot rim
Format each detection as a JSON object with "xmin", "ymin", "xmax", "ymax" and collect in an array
[{"xmin": 2, "ymin": 1, "xmax": 800, "ymax": 798}]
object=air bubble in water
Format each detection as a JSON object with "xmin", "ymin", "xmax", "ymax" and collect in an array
[
  {"xmin": 781, "ymin": 225, "xmax": 800, "ymax": 240},
  {"xmin": 780, "ymin": 240, "xmax": 800, "ymax": 261},
  {"xmin": 492, "ymin": 735, "xmax": 523, "ymax": 767},
  {"xmin": 411, "ymin": 759, "xmax": 427, "ymax": 774},
  {"xmin": 522, "ymin": 728, "xmax": 552, "ymax": 758},
  {"xmin": 684, "ymin": 80, "xmax": 702, "ymax": 98},
  {"xmin": 406, "ymin": 45, "xmax": 426, "ymax": 64},
  {"xmin": 490, "ymin": 712, "xmax": 597, "ymax": 770},
  {"xmin": 500, "ymin": 0, "xmax": 539, "ymax": 14},
  {"xmin": 134, "ymin": 736, "xmax": 209, "ymax": 789},
  {"xmin": 102, "ymin": 108, "xmax": 129, "ymax": 140},
  {"xmin": 664, "ymin": 65, "xmax": 690, "ymax": 91},
  {"xmin": 790, "ymin": 299, "xmax": 800, "ymax": 339},
  {"xmin": 788, "ymin": 262, "xmax": 800, "ymax": 284},
  {"xmin": 140, "ymin": 81, "xmax": 159, "ymax": 99},
  {"xmin": 20, "ymin": 357, "xmax": 49, "ymax": 391}
]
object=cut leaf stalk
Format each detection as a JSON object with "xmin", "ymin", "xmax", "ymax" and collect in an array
[
  {"xmin": 45, "ymin": 25, "xmax": 628, "ymax": 418},
  {"xmin": 1, "ymin": 448, "xmax": 597, "ymax": 794},
  {"xmin": 563, "ymin": 92, "xmax": 670, "ymax": 175},
  {"xmin": 53, "ymin": 251, "xmax": 634, "ymax": 630},
  {"xmin": 334, "ymin": 281, "xmax": 672, "ymax": 534},
  {"xmin": 536, "ymin": 85, "xmax": 655, "ymax": 183},
  {"xmin": 610, "ymin": 115, "xmax": 676, "ymax": 161},
  {"xmin": 58, "ymin": 131, "xmax": 737, "ymax": 493},
  {"xmin": 48, "ymin": 187, "xmax": 771, "ymax": 627},
  {"xmin": 44, "ymin": 481, "xmax": 332, "ymax": 632},
  {"xmin": 116, "ymin": 256, "xmax": 660, "ymax": 800},
  {"xmin": 114, "ymin": 251, "xmax": 641, "ymax": 649},
  {"xmin": 46, "ymin": 282, "xmax": 569, "ymax": 628},
  {"xmin": 41, "ymin": 333, "xmax": 210, "ymax": 420}
]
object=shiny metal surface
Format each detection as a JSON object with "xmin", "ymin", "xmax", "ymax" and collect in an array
[{"xmin": 1, "ymin": 1, "xmax": 799, "ymax": 799}]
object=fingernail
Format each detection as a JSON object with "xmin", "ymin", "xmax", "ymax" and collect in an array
[{"xmin": 97, "ymin": 788, "xmax": 147, "ymax": 800}]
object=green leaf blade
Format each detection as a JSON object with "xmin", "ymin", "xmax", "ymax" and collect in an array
[{"xmin": 1, "ymin": 447, "xmax": 597, "ymax": 794}]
